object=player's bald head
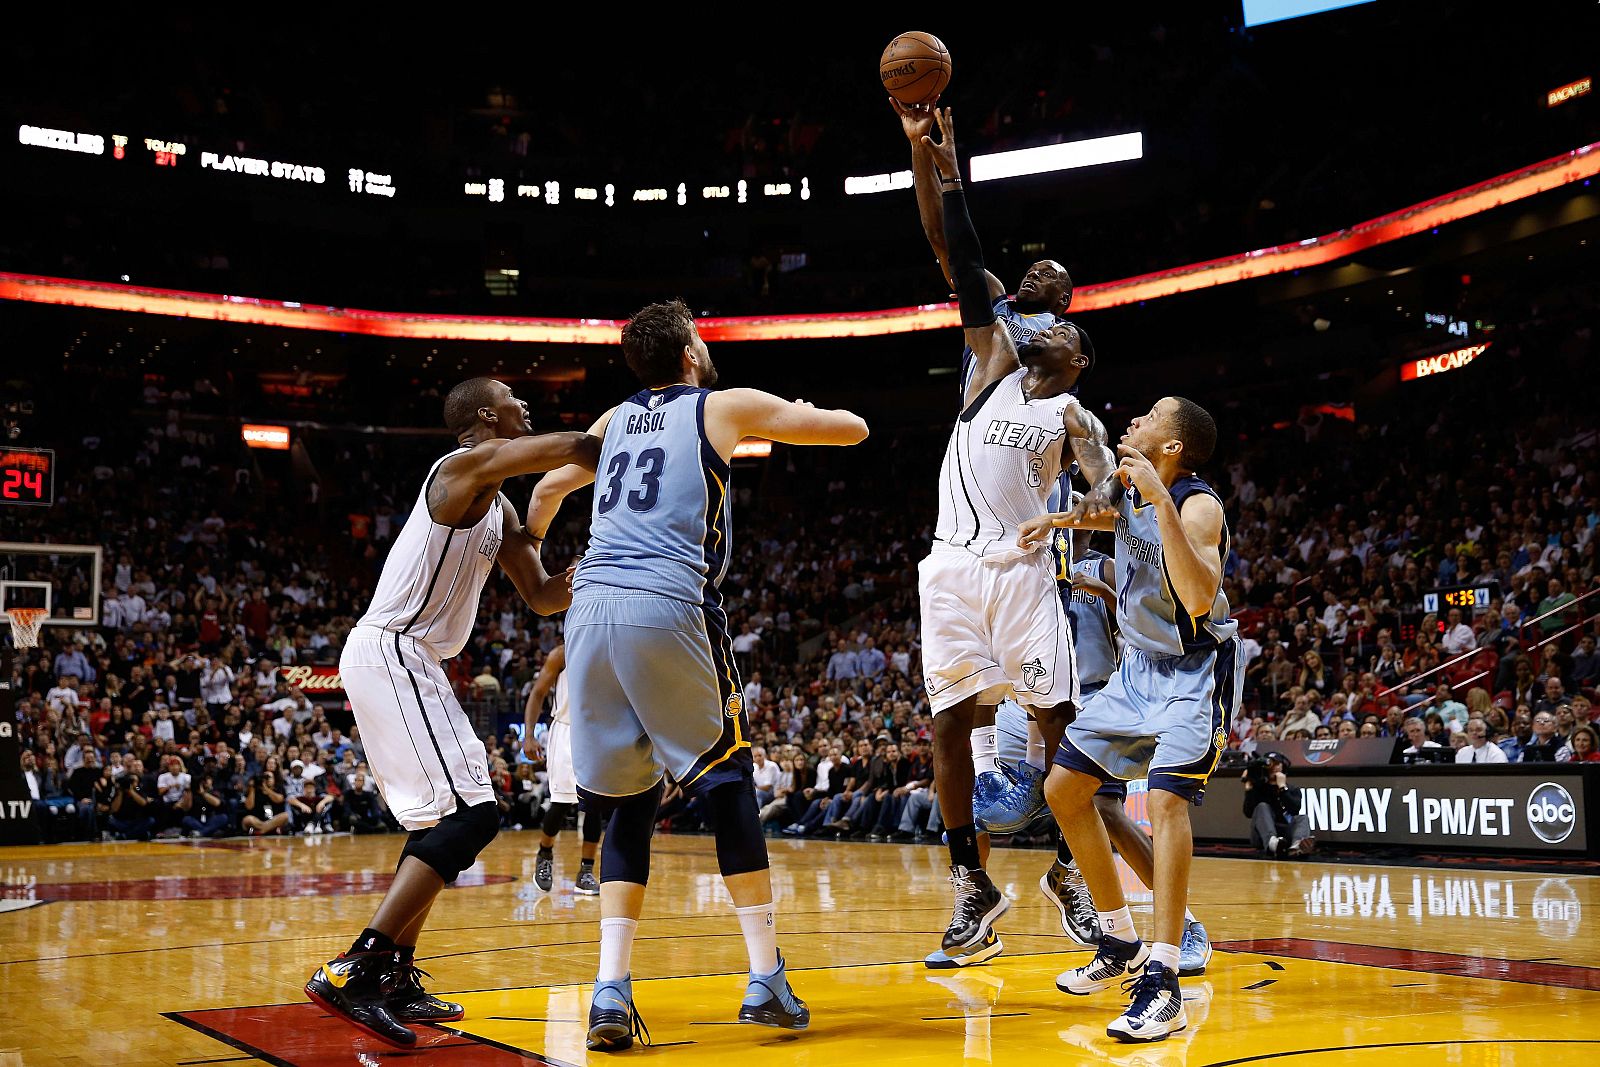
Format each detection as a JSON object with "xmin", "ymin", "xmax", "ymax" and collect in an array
[{"xmin": 443, "ymin": 377, "xmax": 505, "ymax": 435}]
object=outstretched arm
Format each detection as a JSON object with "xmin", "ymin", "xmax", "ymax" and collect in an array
[
  {"xmin": 705, "ymin": 390, "xmax": 868, "ymax": 460},
  {"xmin": 893, "ymin": 100, "xmax": 1004, "ymax": 300},
  {"xmin": 441, "ymin": 431, "xmax": 601, "ymax": 493},
  {"xmin": 921, "ymin": 107, "xmax": 1018, "ymax": 404}
]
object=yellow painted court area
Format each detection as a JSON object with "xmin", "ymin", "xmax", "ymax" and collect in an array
[{"xmin": 0, "ymin": 833, "xmax": 1594, "ymax": 1065}]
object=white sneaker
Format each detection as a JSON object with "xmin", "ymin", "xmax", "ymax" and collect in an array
[
  {"xmin": 1058, "ymin": 934, "xmax": 1149, "ymax": 995},
  {"xmin": 1107, "ymin": 962, "xmax": 1187, "ymax": 1043}
]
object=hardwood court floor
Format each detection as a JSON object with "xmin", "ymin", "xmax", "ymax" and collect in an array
[{"xmin": 1, "ymin": 831, "xmax": 1596, "ymax": 1066}]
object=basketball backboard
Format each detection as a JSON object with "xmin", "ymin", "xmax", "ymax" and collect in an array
[{"xmin": 0, "ymin": 542, "xmax": 102, "ymax": 628}]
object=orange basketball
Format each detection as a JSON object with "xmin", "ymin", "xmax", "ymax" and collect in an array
[{"xmin": 879, "ymin": 31, "xmax": 951, "ymax": 106}]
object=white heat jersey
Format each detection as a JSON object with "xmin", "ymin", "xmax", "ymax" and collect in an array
[
  {"xmin": 355, "ymin": 448, "xmax": 505, "ymax": 659},
  {"xmin": 552, "ymin": 663, "xmax": 571, "ymax": 726},
  {"xmin": 935, "ymin": 367, "xmax": 1074, "ymax": 562}
]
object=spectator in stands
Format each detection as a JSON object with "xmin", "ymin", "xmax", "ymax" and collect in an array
[
  {"xmin": 1431, "ymin": 683, "xmax": 1469, "ymax": 733},
  {"xmin": 1521, "ymin": 711, "xmax": 1565, "ymax": 762},
  {"xmin": 1441, "ymin": 609, "xmax": 1476, "ymax": 656},
  {"xmin": 1398, "ymin": 717, "xmax": 1443, "ymax": 763},
  {"xmin": 1536, "ymin": 676, "xmax": 1571, "ymax": 715},
  {"xmin": 183, "ymin": 768, "xmax": 231, "ymax": 837},
  {"xmin": 825, "ymin": 639, "xmax": 860, "ymax": 683},
  {"xmin": 1298, "ymin": 651, "xmax": 1330, "ymax": 695},
  {"xmin": 751, "ymin": 746, "xmax": 780, "ymax": 808},
  {"xmin": 1571, "ymin": 635, "xmax": 1600, "ymax": 688},
  {"xmin": 1456, "ymin": 719, "xmax": 1507, "ymax": 764},
  {"xmin": 1280, "ymin": 694, "xmax": 1321, "ymax": 737},
  {"xmin": 1537, "ymin": 577, "xmax": 1578, "ymax": 637},
  {"xmin": 1558, "ymin": 724, "xmax": 1600, "ymax": 763}
]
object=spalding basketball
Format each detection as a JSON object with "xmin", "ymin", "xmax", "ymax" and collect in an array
[{"xmin": 880, "ymin": 32, "xmax": 951, "ymax": 106}]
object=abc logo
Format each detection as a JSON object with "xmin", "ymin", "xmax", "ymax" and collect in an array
[{"xmin": 1526, "ymin": 782, "xmax": 1577, "ymax": 844}]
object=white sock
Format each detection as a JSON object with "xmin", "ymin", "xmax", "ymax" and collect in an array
[
  {"xmin": 1185, "ymin": 908, "xmax": 1198, "ymax": 925},
  {"xmin": 1149, "ymin": 942, "xmax": 1180, "ymax": 972},
  {"xmin": 735, "ymin": 901, "xmax": 779, "ymax": 974},
  {"xmin": 1025, "ymin": 719, "xmax": 1047, "ymax": 770},
  {"xmin": 1098, "ymin": 906, "xmax": 1136, "ymax": 941},
  {"xmin": 971, "ymin": 725, "xmax": 999, "ymax": 775},
  {"xmin": 597, "ymin": 917, "xmax": 638, "ymax": 981}
]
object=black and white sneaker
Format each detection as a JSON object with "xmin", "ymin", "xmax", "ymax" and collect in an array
[
  {"xmin": 575, "ymin": 864, "xmax": 600, "ymax": 896},
  {"xmin": 1039, "ymin": 859, "xmax": 1099, "ymax": 947},
  {"xmin": 534, "ymin": 849, "xmax": 554, "ymax": 893},
  {"xmin": 1107, "ymin": 962, "xmax": 1187, "ymax": 1043},
  {"xmin": 925, "ymin": 865, "xmax": 1009, "ymax": 969},
  {"xmin": 1057, "ymin": 933, "xmax": 1149, "ymax": 995}
]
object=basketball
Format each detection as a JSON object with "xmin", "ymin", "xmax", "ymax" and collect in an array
[{"xmin": 879, "ymin": 31, "xmax": 951, "ymax": 106}]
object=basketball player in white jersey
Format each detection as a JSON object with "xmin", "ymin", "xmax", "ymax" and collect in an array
[
  {"xmin": 916, "ymin": 108, "xmax": 1120, "ymax": 968},
  {"xmin": 893, "ymin": 95, "xmax": 1081, "ymax": 838},
  {"xmin": 522, "ymin": 642, "xmax": 604, "ymax": 894},
  {"xmin": 305, "ymin": 378, "xmax": 600, "ymax": 1050}
]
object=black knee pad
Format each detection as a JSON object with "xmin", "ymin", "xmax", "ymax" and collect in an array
[
  {"xmin": 542, "ymin": 801, "xmax": 575, "ymax": 838},
  {"xmin": 402, "ymin": 800, "xmax": 500, "ymax": 882},
  {"xmin": 598, "ymin": 781, "xmax": 661, "ymax": 885},
  {"xmin": 706, "ymin": 779, "xmax": 769, "ymax": 877}
]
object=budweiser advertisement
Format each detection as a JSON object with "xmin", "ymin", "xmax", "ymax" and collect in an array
[{"xmin": 279, "ymin": 664, "xmax": 344, "ymax": 696}]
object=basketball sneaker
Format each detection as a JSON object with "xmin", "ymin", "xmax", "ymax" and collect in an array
[
  {"xmin": 587, "ymin": 976, "xmax": 650, "ymax": 1052},
  {"xmin": 304, "ymin": 950, "xmax": 417, "ymax": 1049},
  {"xmin": 534, "ymin": 849, "xmax": 554, "ymax": 892},
  {"xmin": 925, "ymin": 865, "xmax": 1009, "ymax": 969},
  {"xmin": 388, "ymin": 961, "xmax": 465, "ymax": 1022},
  {"xmin": 1057, "ymin": 933, "xmax": 1149, "ymax": 995},
  {"xmin": 1106, "ymin": 962, "xmax": 1187, "ymax": 1043},
  {"xmin": 738, "ymin": 952, "xmax": 809, "ymax": 1030},
  {"xmin": 1040, "ymin": 859, "xmax": 1100, "ymax": 947},
  {"xmin": 971, "ymin": 769, "xmax": 1010, "ymax": 822},
  {"xmin": 975, "ymin": 760, "xmax": 1046, "ymax": 833},
  {"xmin": 1177, "ymin": 920, "xmax": 1212, "ymax": 977},
  {"xmin": 575, "ymin": 863, "xmax": 600, "ymax": 896}
]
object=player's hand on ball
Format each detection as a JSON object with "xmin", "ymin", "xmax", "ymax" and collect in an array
[
  {"xmin": 890, "ymin": 98, "xmax": 936, "ymax": 143},
  {"xmin": 1116, "ymin": 444, "xmax": 1165, "ymax": 500},
  {"xmin": 1016, "ymin": 513, "xmax": 1056, "ymax": 549},
  {"xmin": 920, "ymin": 107, "xmax": 959, "ymax": 181}
]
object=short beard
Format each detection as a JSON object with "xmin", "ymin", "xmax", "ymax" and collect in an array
[
  {"xmin": 700, "ymin": 362, "xmax": 720, "ymax": 388},
  {"xmin": 1017, "ymin": 341, "xmax": 1043, "ymax": 363}
]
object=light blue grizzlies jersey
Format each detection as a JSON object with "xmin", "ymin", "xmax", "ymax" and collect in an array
[
  {"xmin": 1114, "ymin": 475, "xmax": 1237, "ymax": 657},
  {"xmin": 573, "ymin": 385, "xmax": 732, "ymax": 608},
  {"xmin": 959, "ymin": 296, "xmax": 1058, "ymax": 394},
  {"xmin": 1054, "ymin": 536, "xmax": 1118, "ymax": 690}
]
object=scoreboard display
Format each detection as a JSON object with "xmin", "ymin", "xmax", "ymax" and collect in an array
[
  {"xmin": 1423, "ymin": 582, "xmax": 1498, "ymax": 615},
  {"xmin": 0, "ymin": 447, "xmax": 55, "ymax": 506}
]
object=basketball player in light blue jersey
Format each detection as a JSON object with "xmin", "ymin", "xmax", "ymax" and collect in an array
[
  {"xmin": 1019, "ymin": 396, "xmax": 1241, "ymax": 1043},
  {"xmin": 893, "ymin": 96, "xmax": 1081, "ymax": 835},
  {"xmin": 992, "ymin": 482, "xmax": 1213, "ymax": 976},
  {"xmin": 527, "ymin": 299, "xmax": 869, "ymax": 1052}
]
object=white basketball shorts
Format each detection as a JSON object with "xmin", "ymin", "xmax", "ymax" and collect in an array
[
  {"xmin": 917, "ymin": 545, "xmax": 1078, "ymax": 715},
  {"xmin": 339, "ymin": 625, "xmax": 495, "ymax": 830},
  {"xmin": 545, "ymin": 719, "xmax": 579, "ymax": 805}
]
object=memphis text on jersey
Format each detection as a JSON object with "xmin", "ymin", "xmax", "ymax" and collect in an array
[{"xmin": 1117, "ymin": 515, "xmax": 1162, "ymax": 566}]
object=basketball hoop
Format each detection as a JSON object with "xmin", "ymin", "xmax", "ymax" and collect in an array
[{"xmin": 6, "ymin": 608, "xmax": 47, "ymax": 650}]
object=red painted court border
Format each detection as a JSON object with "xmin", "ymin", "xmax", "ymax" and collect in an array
[
  {"xmin": 165, "ymin": 1004, "xmax": 557, "ymax": 1066},
  {"xmin": 1, "ymin": 141, "xmax": 1595, "ymax": 341},
  {"xmin": 1217, "ymin": 937, "xmax": 1600, "ymax": 992}
]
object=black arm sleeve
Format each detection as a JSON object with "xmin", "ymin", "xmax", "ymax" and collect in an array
[{"xmin": 941, "ymin": 186, "xmax": 995, "ymax": 329}]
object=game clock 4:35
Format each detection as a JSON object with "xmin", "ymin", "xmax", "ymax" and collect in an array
[
  {"xmin": 1423, "ymin": 582, "xmax": 1497, "ymax": 614},
  {"xmin": 0, "ymin": 447, "xmax": 55, "ymax": 506}
]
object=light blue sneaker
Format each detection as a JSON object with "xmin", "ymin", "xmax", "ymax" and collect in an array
[
  {"xmin": 738, "ymin": 952, "xmax": 810, "ymax": 1029},
  {"xmin": 975, "ymin": 760, "xmax": 1047, "ymax": 833},
  {"xmin": 1177, "ymin": 919, "xmax": 1212, "ymax": 977},
  {"xmin": 587, "ymin": 976, "xmax": 650, "ymax": 1052},
  {"xmin": 971, "ymin": 768, "xmax": 1011, "ymax": 825}
]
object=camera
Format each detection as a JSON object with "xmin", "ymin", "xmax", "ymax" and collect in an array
[{"xmin": 1243, "ymin": 755, "xmax": 1272, "ymax": 789}]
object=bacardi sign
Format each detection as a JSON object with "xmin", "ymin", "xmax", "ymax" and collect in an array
[
  {"xmin": 280, "ymin": 665, "xmax": 345, "ymax": 694},
  {"xmin": 1547, "ymin": 77, "xmax": 1592, "ymax": 108},
  {"xmin": 1400, "ymin": 343, "xmax": 1488, "ymax": 382}
]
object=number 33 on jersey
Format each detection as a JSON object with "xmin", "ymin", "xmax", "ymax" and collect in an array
[{"xmin": 574, "ymin": 385, "xmax": 733, "ymax": 604}]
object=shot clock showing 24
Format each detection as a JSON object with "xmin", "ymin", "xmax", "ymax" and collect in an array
[{"xmin": 0, "ymin": 447, "xmax": 54, "ymax": 506}]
